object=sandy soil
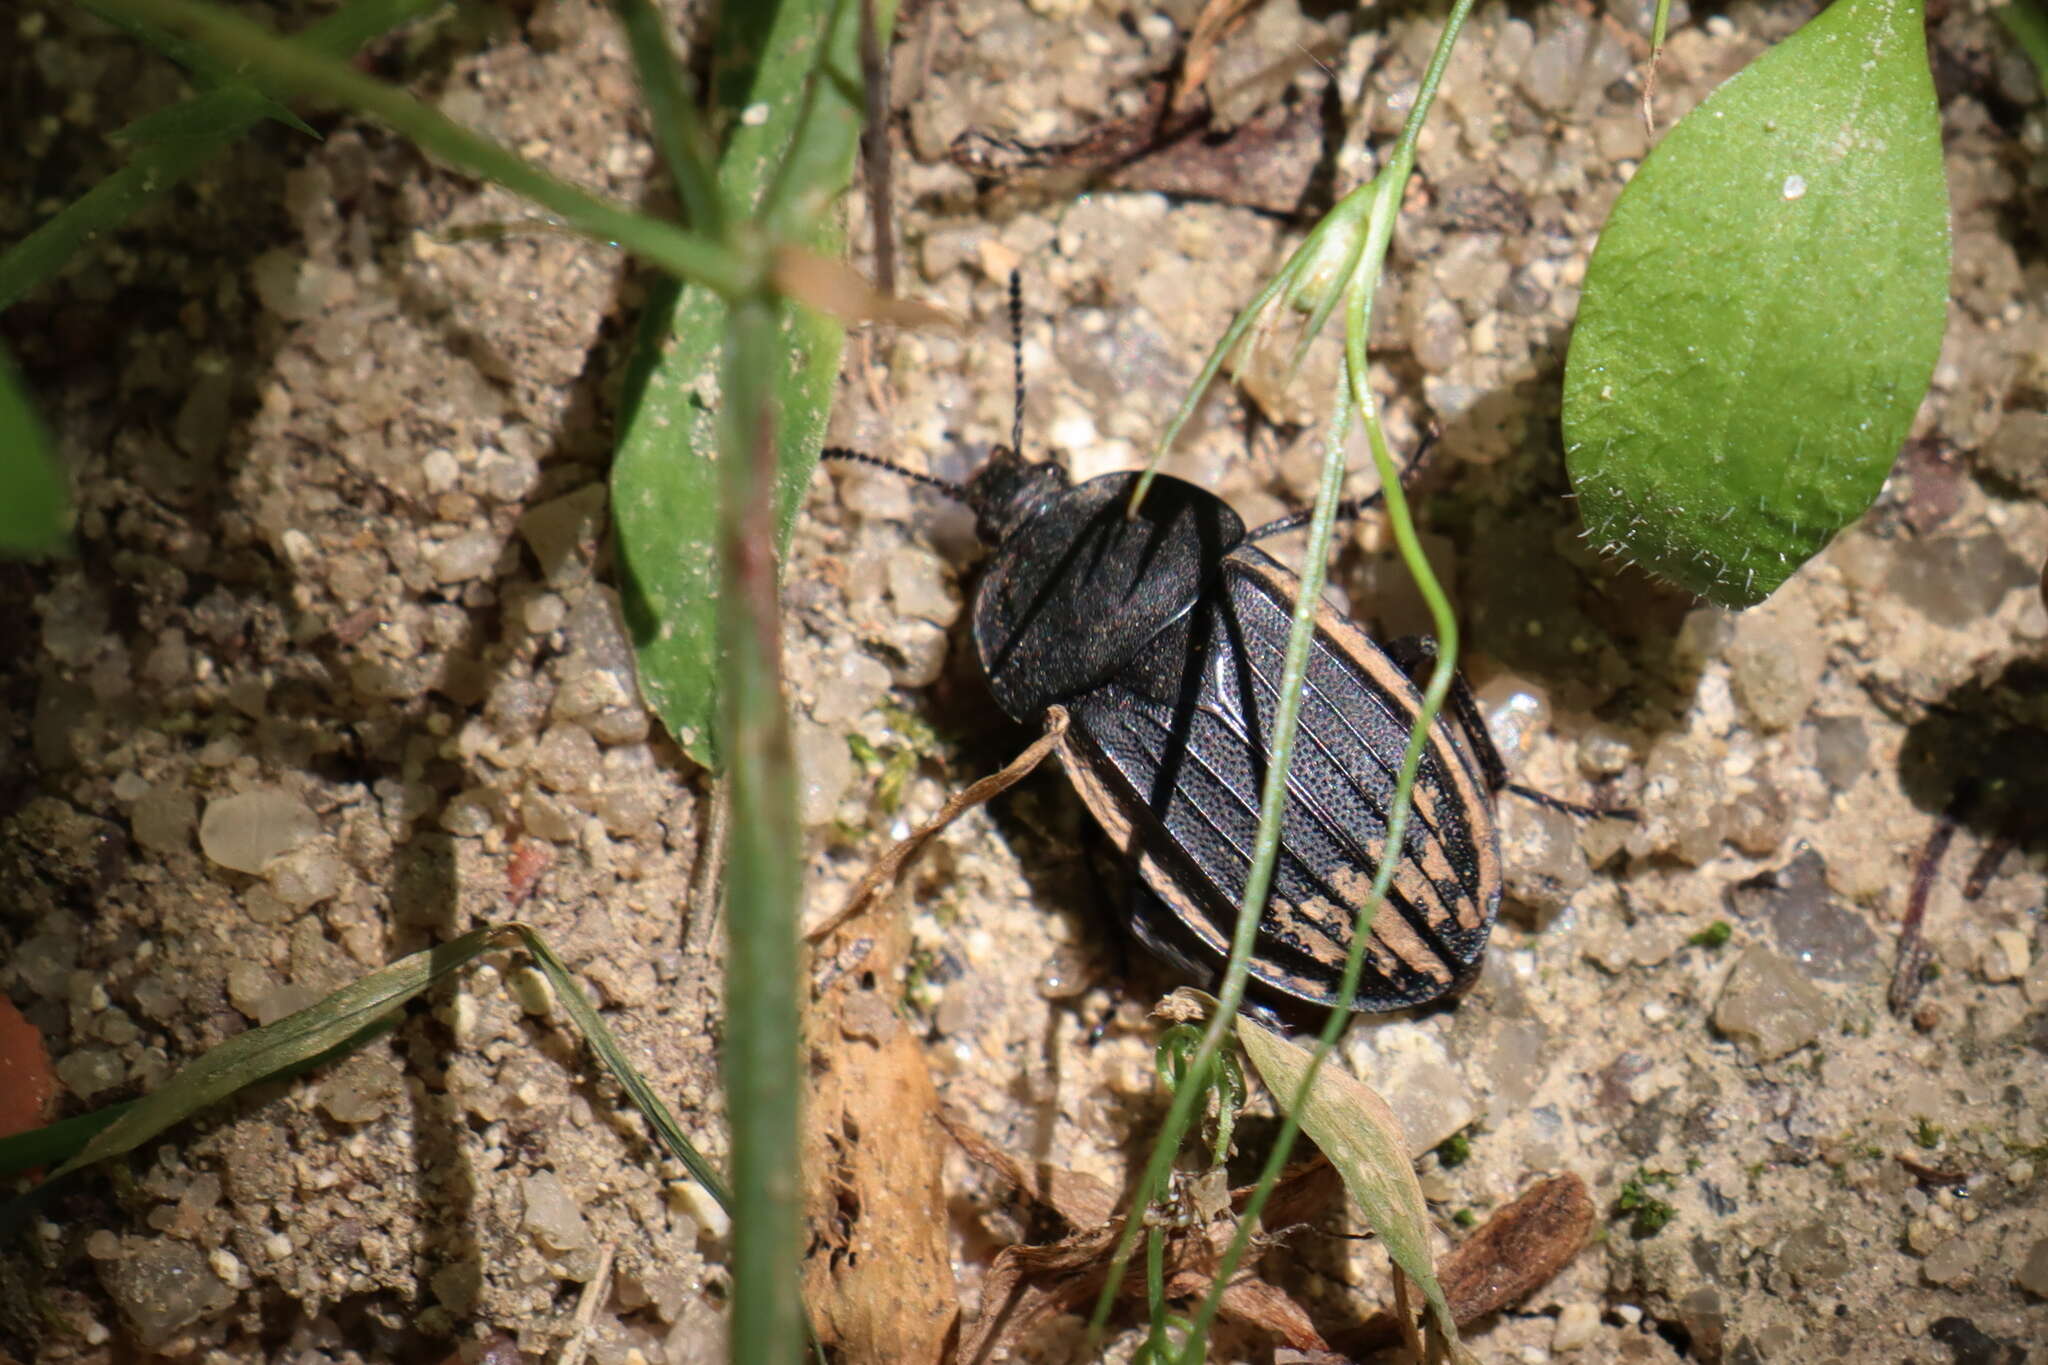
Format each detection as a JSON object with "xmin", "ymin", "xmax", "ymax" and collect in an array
[{"xmin": 2, "ymin": 0, "xmax": 2044, "ymax": 1362}]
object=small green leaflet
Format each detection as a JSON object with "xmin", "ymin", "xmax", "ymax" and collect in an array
[
  {"xmin": 0, "ymin": 347, "xmax": 67, "ymax": 557},
  {"xmin": 1563, "ymin": 0, "xmax": 1950, "ymax": 608}
]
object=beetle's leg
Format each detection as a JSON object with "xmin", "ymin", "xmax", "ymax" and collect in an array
[
  {"xmin": 1382, "ymin": 635, "xmax": 1634, "ymax": 821},
  {"xmin": 1244, "ymin": 433, "xmax": 1439, "ymax": 541}
]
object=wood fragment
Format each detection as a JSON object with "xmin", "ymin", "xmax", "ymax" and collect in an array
[
  {"xmin": 1342, "ymin": 1173, "xmax": 1596, "ymax": 1350},
  {"xmin": 1890, "ymin": 815, "xmax": 1956, "ymax": 1016}
]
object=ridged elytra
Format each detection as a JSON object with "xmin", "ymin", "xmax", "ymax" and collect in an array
[
  {"xmin": 825, "ymin": 278, "xmax": 1621, "ymax": 1015},
  {"xmin": 958, "ymin": 447, "xmax": 1501, "ymax": 1013}
]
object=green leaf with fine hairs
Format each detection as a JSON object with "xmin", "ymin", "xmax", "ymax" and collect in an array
[
  {"xmin": 0, "ymin": 348, "xmax": 68, "ymax": 556},
  {"xmin": 1563, "ymin": 0, "xmax": 1950, "ymax": 608},
  {"xmin": 1235, "ymin": 1016, "xmax": 1463, "ymax": 1354}
]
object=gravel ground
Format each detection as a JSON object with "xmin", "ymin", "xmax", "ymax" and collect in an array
[{"xmin": 2, "ymin": 1, "xmax": 2045, "ymax": 1363}]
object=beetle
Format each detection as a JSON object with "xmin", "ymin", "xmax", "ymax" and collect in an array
[{"xmin": 825, "ymin": 278, "xmax": 1623, "ymax": 1014}]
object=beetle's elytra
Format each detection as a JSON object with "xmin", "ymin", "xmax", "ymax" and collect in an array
[
  {"xmin": 963, "ymin": 447, "xmax": 1501, "ymax": 1014},
  {"xmin": 826, "ymin": 278, "xmax": 1613, "ymax": 1015}
]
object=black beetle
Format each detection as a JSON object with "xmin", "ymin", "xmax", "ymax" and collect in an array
[{"xmin": 826, "ymin": 280, "xmax": 1619, "ymax": 1014}]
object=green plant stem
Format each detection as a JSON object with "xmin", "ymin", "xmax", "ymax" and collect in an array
[
  {"xmin": 610, "ymin": 0, "xmax": 723, "ymax": 236},
  {"xmin": 85, "ymin": 0, "xmax": 759, "ymax": 298},
  {"xmin": 1167, "ymin": 2, "xmax": 1478, "ymax": 1356},
  {"xmin": 719, "ymin": 293, "xmax": 804, "ymax": 1365}
]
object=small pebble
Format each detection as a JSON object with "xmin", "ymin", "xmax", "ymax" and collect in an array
[
  {"xmin": 130, "ymin": 786, "xmax": 198, "ymax": 855},
  {"xmin": 1888, "ymin": 533, "xmax": 2033, "ymax": 626},
  {"xmin": 1725, "ymin": 599, "xmax": 1824, "ymax": 732},
  {"xmin": 55, "ymin": 1047, "xmax": 125, "ymax": 1101},
  {"xmin": 508, "ymin": 966, "xmax": 556, "ymax": 1017},
  {"xmin": 1921, "ymin": 1235, "xmax": 1974, "ymax": 1287},
  {"xmin": 1552, "ymin": 1301, "xmax": 1599, "ymax": 1352},
  {"xmin": 1981, "ymin": 929, "xmax": 2031, "ymax": 984},
  {"xmin": 530, "ymin": 724, "xmax": 601, "ymax": 793},
  {"xmin": 429, "ymin": 529, "xmax": 501, "ymax": 584},
  {"xmin": 1810, "ymin": 715, "xmax": 1869, "ymax": 792},
  {"xmin": 1712, "ymin": 946, "xmax": 1828, "ymax": 1061},
  {"xmin": 2018, "ymin": 1238, "xmax": 2048, "ymax": 1298},
  {"xmin": 198, "ymin": 789, "xmax": 320, "ymax": 875},
  {"xmin": 792, "ymin": 717, "xmax": 855, "ymax": 827},
  {"xmin": 519, "ymin": 484, "xmax": 607, "ymax": 584},
  {"xmin": 96, "ymin": 1238, "xmax": 233, "ymax": 1349},
  {"xmin": 522, "ymin": 1170, "xmax": 593, "ymax": 1253},
  {"xmin": 672, "ymin": 1179, "xmax": 730, "ymax": 1241}
]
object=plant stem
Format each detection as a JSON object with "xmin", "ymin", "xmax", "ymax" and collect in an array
[
  {"xmin": 720, "ymin": 295, "xmax": 804, "ymax": 1364},
  {"xmin": 86, "ymin": 0, "xmax": 759, "ymax": 297}
]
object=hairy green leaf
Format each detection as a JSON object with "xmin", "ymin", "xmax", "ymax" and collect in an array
[{"xmin": 1563, "ymin": 0, "xmax": 1950, "ymax": 607}]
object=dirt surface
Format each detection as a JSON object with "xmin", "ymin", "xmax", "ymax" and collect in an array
[{"xmin": 3, "ymin": 0, "xmax": 2046, "ymax": 1362}]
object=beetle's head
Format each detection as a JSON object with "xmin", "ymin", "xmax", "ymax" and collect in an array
[{"xmin": 965, "ymin": 445, "xmax": 1069, "ymax": 546}]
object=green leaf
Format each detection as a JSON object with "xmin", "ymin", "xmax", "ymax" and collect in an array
[
  {"xmin": 1235, "ymin": 1016, "xmax": 1461, "ymax": 1353},
  {"xmin": 613, "ymin": 0, "xmax": 890, "ymax": 770},
  {"xmin": 0, "ymin": 348, "xmax": 68, "ymax": 556},
  {"xmin": 1562, "ymin": 0, "xmax": 1950, "ymax": 608}
]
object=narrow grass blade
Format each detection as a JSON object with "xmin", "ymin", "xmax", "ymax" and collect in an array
[
  {"xmin": 36, "ymin": 928, "xmax": 496, "ymax": 1187},
  {"xmin": 1236, "ymin": 1017, "xmax": 1461, "ymax": 1352},
  {"xmin": 0, "ymin": 348, "xmax": 68, "ymax": 556},
  {"xmin": 82, "ymin": 0, "xmax": 753, "ymax": 296},
  {"xmin": 1564, "ymin": 0, "xmax": 1950, "ymax": 607},
  {"xmin": 0, "ymin": 0, "xmax": 436, "ymax": 312},
  {"xmin": 0, "ymin": 925, "xmax": 729, "ymax": 1224},
  {"xmin": 513, "ymin": 928, "xmax": 729, "ymax": 1207},
  {"xmin": 0, "ymin": 1105, "xmax": 132, "ymax": 1180}
]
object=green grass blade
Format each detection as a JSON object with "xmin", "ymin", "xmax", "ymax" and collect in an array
[
  {"xmin": 0, "ymin": 1104, "xmax": 133, "ymax": 1180},
  {"xmin": 83, "ymin": 0, "xmax": 756, "ymax": 297},
  {"xmin": 0, "ymin": 925, "xmax": 728, "ymax": 1228},
  {"xmin": 1997, "ymin": 0, "xmax": 2048, "ymax": 85},
  {"xmin": 613, "ymin": 0, "xmax": 891, "ymax": 769},
  {"xmin": 609, "ymin": 0, "xmax": 723, "ymax": 235},
  {"xmin": 0, "ymin": 0, "xmax": 436, "ymax": 312},
  {"xmin": 1563, "ymin": 0, "xmax": 1950, "ymax": 607},
  {"xmin": 1236, "ymin": 1018, "xmax": 1459, "ymax": 1346},
  {"xmin": 37, "ymin": 928, "xmax": 496, "ymax": 1187},
  {"xmin": 513, "ymin": 928, "xmax": 730, "ymax": 1209},
  {"xmin": 0, "ymin": 348, "xmax": 68, "ymax": 556}
]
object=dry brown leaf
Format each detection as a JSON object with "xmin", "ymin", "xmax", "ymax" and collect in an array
[
  {"xmin": 772, "ymin": 246, "xmax": 953, "ymax": 329},
  {"xmin": 944, "ymin": 1109, "xmax": 1335, "ymax": 1362},
  {"xmin": 801, "ymin": 720, "xmax": 1080, "ymax": 1363},
  {"xmin": 1173, "ymin": 0, "xmax": 1262, "ymax": 110},
  {"xmin": 802, "ymin": 896, "xmax": 957, "ymax": 1362}
]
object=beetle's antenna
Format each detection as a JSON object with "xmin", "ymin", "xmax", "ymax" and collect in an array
[
  {"xmin": 820, "ymin": 446, "xmax": 971, "ymax": 502},
  {"xmin": 1007, "ymin": 269, "xmax": 1026, "ymax": 456},
  {"xmin": 1245, "ymin": 430, "xmax": 1440, "ymax": 541}
]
